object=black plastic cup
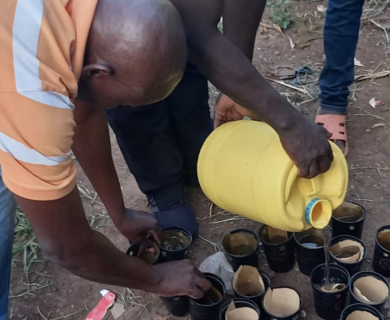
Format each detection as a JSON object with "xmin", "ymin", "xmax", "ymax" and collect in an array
[
  {"xmin": 332, "ymin": 202, "xmax": 366, "ymax": 239},
  {"xmin": 189, "ymin": 273, "xmax": 226, "ymax": 320},
  {"xmin": 219, "ymin": 298, "xmax": 261, "ymax": 320},
  {"xmin": 310, "ymin": 263, "xmax": 350, "ymax": 320},
  {"xmin": 349, "ymin": 271, "xmax": 390, "ymax": 311},
  {"xmin": 232, "ymin": 271, "xmax": 270, "ymax": 311},
  {"xmin": 160, "ymin": 296, "xmax": 189, "ymax": 317},
  {"xmin": 258, "ymin": 225, "xmax": 295, "ymax": 273},
  {"xmin": 341, "ymin": 303, "xmax": 384, "ymax": 320},
  {"xmin": 126, "ymin": 243, "xmax": 161, "ymax": 265},
  {"xmin": 223, "ymin": 229, "xmax": 259, "ymax": 271},
  {"xmin": 159, "ymin": 226, "xmax": 192, "ymax": 262},
  {"xmin": 261, "ymin": 286, "xmax": 302, "ymax": 320},
  {"xmin": 329, "ymin": 235, "xmax": 366, "ymax": 276},
  {"xmin": 294, "ymin": 229, "xmax": 325, "ymax": 276},
  {"xmin": 373, "ymin": 225, "xmax": 390, "ymax": 277}
]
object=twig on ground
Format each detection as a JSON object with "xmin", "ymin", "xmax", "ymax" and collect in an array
[
  {"xmin": 352, "ymin": 198, "xmax": 374, "ymax": 202},
  {"xmin": 77, "ymin": 183, "xmax": 102, "ymax": 205},
  {"xmin": 10, "ymin": 282, "xmax": 53, "ymax": 299},
  {"xmin": 370, "ymin": 19, "xmax": 390, "ymax": 43},
  {"xmin": 210, "ymin": 216, "xmax": 247, "ymax": 224},
  {"xmin": 209, "ymin": 202, "xmax": 214, "ymax": 218},
  {"xmin": 37, "ymin": 307, "xmax": 85, "ymax": 320},
  {"xmin": 350, "ymin": 165, "xmax": 389, "ymax": 170},
  {"xmin": 297, "ymin": 97, "xmax": 318, "ymax": 106},
  {"xmin": 264, "ymin": 76, "xmax": 308, "ymax": 94},
  {"xmin": 352, "ymin": 107, "xmax": 386, "ymax": 122},
  {"xmin": 198, "ymin": 211, "xmax": 231, "ymax": 221},
  {"xmin": 198, "ymin": 235, "xmax": 223, "ymax": 252},
  {"xmin": 354, "ymin": 70, "xmax": 389, "ymax": 81},
  {"xmin": 111, "ymin": 288, "xmax": 145, "ymax": 308}
]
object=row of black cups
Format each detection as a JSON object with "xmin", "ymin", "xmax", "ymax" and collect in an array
[
  {"xmin": 260, "ymin": 202, "xmax": 390, "ymax": 279},
  {"xmin": 126, "ymin": 202, "xmax": 390, "ymax": 319},
  {"xmin": 128, "ymin": 225, "xmax": 302, "ymax": 320},
  {"xmin": 256, "ymin": 202, "xmax": 390, "ymax": 320}
]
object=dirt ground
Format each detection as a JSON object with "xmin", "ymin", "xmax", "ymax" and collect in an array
[{"xmin": 9, "ymin": 2, "xmax": 390, "ymax": 320}]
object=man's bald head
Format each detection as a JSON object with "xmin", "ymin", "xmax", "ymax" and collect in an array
[{"xmin": 79, "ymin": 0, "xmax": 187, "ymax": 108}]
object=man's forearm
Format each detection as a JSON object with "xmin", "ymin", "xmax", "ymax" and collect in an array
[
  {"xmin": 222, "ymin": 0, "xmax": 266, "ymax": 60},
  {"xmin": 72, "ymin": 101, "xmax": 125, "ymax": 223},
  {"xmin": 188, "ymin": 30, "xmax": 302, "ymax": 134},
  {"xmin": 15, "ymin": 187, "xmax": 162, "ymax": 293}
]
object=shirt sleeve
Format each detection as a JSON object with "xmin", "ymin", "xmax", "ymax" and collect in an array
[{"xmin": 0, "ymin": 92, "xmax": 77, "ymax": 200}]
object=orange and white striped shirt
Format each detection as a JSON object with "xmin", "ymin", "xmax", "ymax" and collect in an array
[{"xmin": 0, "ymin": 0, "xmax": 98, "ymax": 200}]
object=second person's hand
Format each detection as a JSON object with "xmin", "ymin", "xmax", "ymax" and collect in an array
[
  {"xmin": 214, "ymin": 93, "xmax": 258, "ymax": 129},
  {"xmin": 115, "ymin": 208, "xmax": 161, "ymax": 249},
  {"xmin": 153, "ymin": 260, "xmax": 211, "ymax": 299}
]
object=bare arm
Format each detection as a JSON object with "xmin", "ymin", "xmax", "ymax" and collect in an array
[
  {"xmin": 12, "ymin": 102, "xmax": 209, "ymax": 298},
  {"xmin": 15, "ymin": 188, "xmax": 208, "ymax": 298},
  {"xmin": 72, "ymin": 101, "xmax": 125, "ymax": 224},
  {"xmin": 222, "ymin": 0, "xmax": 266, "ymax": 60},
  {"xmin": 171, "ymin": 0, "xmax": 333, "ymax": 178},
  {"xmin": 72, "ymin": 101, "xmax": 164, "ymax": 247}
]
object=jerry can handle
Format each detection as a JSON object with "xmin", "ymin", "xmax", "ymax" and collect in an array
[{"xmin": 309, "ymin": 177, "xmax": 320, "ymax": 196}]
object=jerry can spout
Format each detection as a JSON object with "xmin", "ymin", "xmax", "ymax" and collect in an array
[{"xmin": 305, "ymin": 199, "xmax": 332, "ymax": 229}]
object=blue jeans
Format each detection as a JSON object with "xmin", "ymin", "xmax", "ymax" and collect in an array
[
  {"xmin": 319, "ymin": 0, "xmax": 365, "ymax": 113},
  {"xmin": 0, "ymin": 168, "xmax": 16, "ymax": 320}
]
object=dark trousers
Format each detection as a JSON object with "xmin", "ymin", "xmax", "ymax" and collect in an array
[
  {"xmin": 105, "ymin": 66, "xmax": 213, "ymax": 210},
  {"xmin": 319, "ymin": 0, "xmax": 365, "ymax": 113}
]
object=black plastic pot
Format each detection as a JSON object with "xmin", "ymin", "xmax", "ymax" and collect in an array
[
  {"xmin": 261, "ymin": 286, "xmax": 301, "ymax": 320},
  {"xmin": 341, "ymin": 303, "xmax": 384, "ymax": 320},
  {"xmin": 329, "ymin": 235, "xmax": 366, "ymax": 276},
  {"xmin": 160, "ymin": 296, "xmax": 189, "ymax": 317},
  {"xmin": 259, "ymin": 225, "xmax": 295, "ymax": 273},
  {"xmin": 159, "ymin": 226, "xmax": 192, "ymax": 262},
  {"xmin": 189, "ymin": 273, "xmax": 226, "ymax": 320},
  {"xmin": 294, "ymin": 229, "xmax": 325, "ymax": 276},
  {"xmin": 232, "ymin": 271, "xmax": 270, "ymax": 311},
  {"xmin": 373, "ymin": 225, "xmax": 390, "ymax": 277},
  {"xmin": 349, "ymin": 271, "xmax": 390, "ymax": 311},
  {"xmin": 126, "ymin": 243, "xmax": 161, "ymax": 265},
  {"xmin": 219, "ymin": 298, "xmax": 261, "ymax": 320},
  {"xmin": 331, "ymin": 202, "xmax": 366, "ymax": 239},
  {"xmin": 310, "ymin": 263, "xmax": 350, "ymax": 320},
  {"xmin": 223, "ymin": 229, "xmax": 259, "ymax": 271}
]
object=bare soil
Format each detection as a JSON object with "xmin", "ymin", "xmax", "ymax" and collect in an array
[{"xmin": 9, "ymin": 2, "xmax": 390, "ymax": 319}]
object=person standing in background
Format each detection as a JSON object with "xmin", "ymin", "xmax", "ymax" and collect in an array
[{"xmin": 316, "ymin": 0, "xmax": 365, "ymax": 155}]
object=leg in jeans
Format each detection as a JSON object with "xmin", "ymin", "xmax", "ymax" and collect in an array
[
  {"xmin": 0, "ymin": 168, "xmax": 17, "ymax": 320},
  {"xmin": 105, "ymin": 65, "xmax": 212, "ymax": 236},
  {"xmin": 319, "ymin": 0, "xmax": 365, "ymax": 114},
  {"xmin": 106, "ymin": 100, "xmax": 185, "ymax": 211},
  {"xmin": 166, "ymin": 64, "xmax": 213, "ymax": 188}
]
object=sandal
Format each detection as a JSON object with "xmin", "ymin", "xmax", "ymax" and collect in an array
[{"xmin": 315, "ymin": 114, "xmax": 348, "ymax": 156}]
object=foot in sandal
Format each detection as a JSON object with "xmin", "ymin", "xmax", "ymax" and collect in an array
[{"xmin": 315, "ymin": 108, "xmax": 348, "ymax": 156}]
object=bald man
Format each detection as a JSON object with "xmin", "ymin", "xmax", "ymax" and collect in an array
[
  {"xmin": 105, "ymin": 0, "xmax": 334, "ymax": 236},
  {"xmin": 0, "ymin": 0, "xmax": 210, "ymax": 318}
]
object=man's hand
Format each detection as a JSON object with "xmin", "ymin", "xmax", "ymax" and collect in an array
[
  {"xmin": 154, "ymin": 260, "xmax": 211, "ymax": 299},
  {"xmin": 115, "ymin": 209, "xmax": 161, "ymax": 248},
  {"xmin": 279, "ymin": 118, "xmax": 333, "ymax": 179},
  {"xmin": 214, "ymin": 93, "xmax": 258, "ymax": 129}
]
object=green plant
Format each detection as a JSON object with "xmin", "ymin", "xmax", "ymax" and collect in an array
[
  {"xmin": 268, "ymin": 0, "xmax": 296, "ymax": 30},
  {"xmin": 12, "ymin": 209, "xmax": 40, "ymax": 276}
]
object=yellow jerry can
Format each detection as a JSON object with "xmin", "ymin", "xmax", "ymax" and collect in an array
[{"xmin": 197, "ymin": 120, "xmax": 348, "ymax": 232}]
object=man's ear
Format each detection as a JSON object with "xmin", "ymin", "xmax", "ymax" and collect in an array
[{"xmin": 82, "ymin": 64, "xmax": 113, "ymax": 78}]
